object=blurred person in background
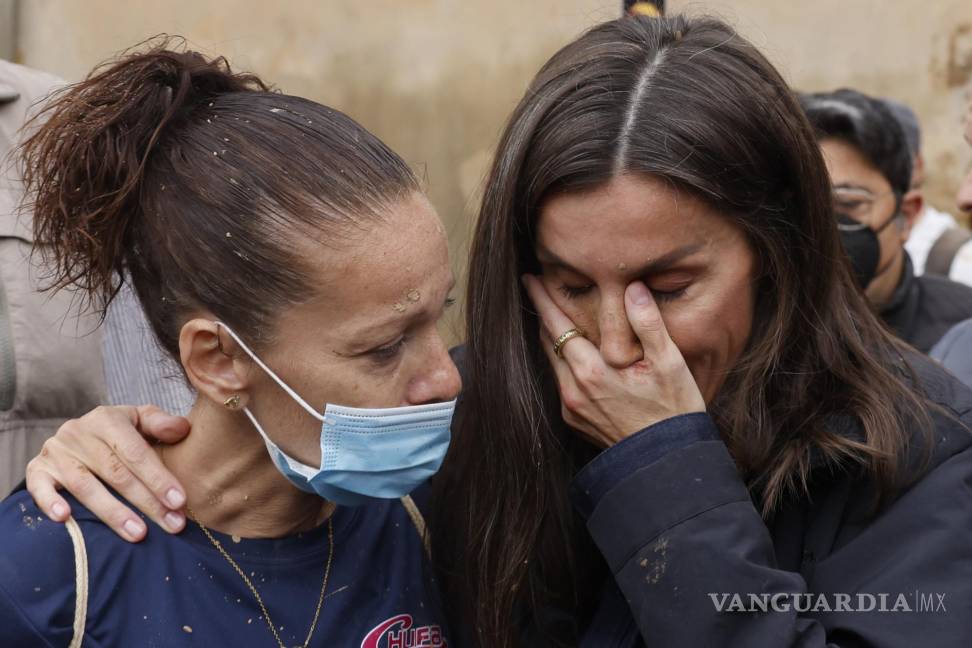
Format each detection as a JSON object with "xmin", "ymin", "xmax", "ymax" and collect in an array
[
  {"xmin": 802, "ymin": 88, "xmax": 972, "ymax": 353},
  {"xmin": 931, "ymin": 89, "xmax": 972, "ymax": 387},
  {"xmin": 0, "ymin": 59, "xmax": 107, "ymax": 496},
  {"xmin": 958, "ymin": 87, "xmax": 972, "ymax": 226},
  {"xmin": 884, "ymin": 99, "xmax": 972, "ymax": 285}
]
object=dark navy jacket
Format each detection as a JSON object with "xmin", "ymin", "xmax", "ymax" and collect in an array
[
  {"xmin": 572, "ymin": 351, "xmax": 972, "ymax": 647},
  {"xmin": 881, "ymin": 253, "xmax": 972, "ymax": 353}
]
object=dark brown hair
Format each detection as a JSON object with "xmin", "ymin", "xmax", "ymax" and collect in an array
[
  {"xmin": 430, "ymin": 15, "xmax": 932, "ymax": 646},
  {"xmin": 21, "ymin": 36, "xmax": 418, "ymax": 356}
]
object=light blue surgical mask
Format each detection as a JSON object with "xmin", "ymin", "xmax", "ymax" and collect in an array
[{"xmin": 216, "ymin": 322, "xmax": 455, "ymax": 507}]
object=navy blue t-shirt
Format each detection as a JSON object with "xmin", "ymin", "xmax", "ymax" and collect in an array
[{"xmin": 0, "ymin": 489, "xmax": 451, "ymax": 647}]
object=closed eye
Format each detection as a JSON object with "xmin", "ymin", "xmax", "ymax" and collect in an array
[
  {"xmin": 557, "ymin": 283, "xmax": 688, "ymax": 302},
  {"xmin": 368, "ymin": 336, "xmax": 407, "ymax": 364},
  {"xmin": 558, "ymin": 283, "xmax": 594, "ymax": 299},
  {"xmin": 652, "ymin": 286, "xmax": 688, "ymax": 302}
]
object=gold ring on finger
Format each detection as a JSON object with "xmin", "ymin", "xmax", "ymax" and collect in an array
[{"xmin": 553, "ymin": 328, "xmax": 586, "ymax": 358}]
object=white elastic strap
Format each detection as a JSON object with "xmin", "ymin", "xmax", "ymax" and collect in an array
[
  {"xmin": 242, "ymin": 406, "xmax": 319, "ymax": 478},
  {"xmin": 400, "ymin": 495, "xmax": 431, "ymax": 559},
  {"xmin": 216, "ymin": 321, "xmax": 324, "ymax": 422},
  {"xmin": 65, "ymin": 517, "xmax": 88, "ymax": 648}
]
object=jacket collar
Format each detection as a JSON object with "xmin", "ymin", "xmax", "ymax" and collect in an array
[
  {"xmin": 879, "ymin": 252, "xmax": 919, "ymax": 343},
  {"xmin": 0, "ymin": 82, "xmax": 18, "ymax": 104}
]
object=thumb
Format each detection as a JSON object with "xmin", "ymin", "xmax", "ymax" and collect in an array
[
  {"xmin": 625, "ymin": 281, "xmax": 669, "ymax": 354},
  {"xmin": 133, "ymin": 405, "xmax": 191, "ymax": 443}
]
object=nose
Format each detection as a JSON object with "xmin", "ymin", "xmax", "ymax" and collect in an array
[
  {"xmin": 407, "ymin": 330, "xmax": 462, "ymax": 405},
  {"xmin": 596, "ymin": 290, "xmax": 644, "ymax": 369},
  {"xmin": 957, "ymin": 169, "xmax": 972, "ymax": 217}
]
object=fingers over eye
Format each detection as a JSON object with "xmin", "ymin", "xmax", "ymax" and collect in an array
[
  {"xmin": 523, "ymin": 274, "xmax": 576, "ymax": 339},
  {"xmin": 624, "ymin": 281, "xmax": 671, "ymax": 355},
  {"xmin": 524, "ymin": 274, "xmax": 601, "ymax": 366}
]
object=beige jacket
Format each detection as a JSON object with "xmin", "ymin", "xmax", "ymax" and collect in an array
[{"xmin": 0, "ymin": 60, "xmax": 106, "ymax": 496}]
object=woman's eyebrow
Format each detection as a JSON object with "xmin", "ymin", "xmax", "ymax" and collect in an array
[{"xmin": 536, "ymin": 243, "xmax": 703, "ymax": 276}]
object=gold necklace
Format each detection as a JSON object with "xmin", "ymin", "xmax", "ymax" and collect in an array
[{"xmin": 187, "ymin": 507, "xmax": 334, "ymax": 648}]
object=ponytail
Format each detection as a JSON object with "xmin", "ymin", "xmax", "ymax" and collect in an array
[{"xmin": 21, "ymin": 36, "xmax": 267, "ymax": 309}]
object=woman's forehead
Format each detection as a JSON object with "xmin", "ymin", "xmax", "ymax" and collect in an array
[
  {"xmin": 296, "ymin": 195, "xmax": 452, "ymax": 324},
  {"xmin": 536, "ymin": 176, "xmax": 720, "ymax": 261}
]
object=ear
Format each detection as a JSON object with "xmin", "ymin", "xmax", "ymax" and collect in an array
[
  {"xmin": 898, "ymin": 189, "xmax": 923, "ymax": 241},
  {"xmin": 179, "ymin": 318, "xmax": 252, "ymax": 409},
  {"xmin": 910, "ymin": 154, "xmax": 926, "ymax": 190}
]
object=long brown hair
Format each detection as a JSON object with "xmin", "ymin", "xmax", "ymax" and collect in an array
[
  {"xmin": 430, "ymin": 15, "xmax": 932, "ymax": 646},
  {"xmin": 20, "ymin": 36, "xmax": 418, "ymax": 356}
]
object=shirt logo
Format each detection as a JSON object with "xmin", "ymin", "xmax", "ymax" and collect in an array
[{"xmin": 361, "ymin": 613, "xmax": 448, "ymax": 648}]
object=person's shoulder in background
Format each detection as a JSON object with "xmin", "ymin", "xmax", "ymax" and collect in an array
[
  {"xmin": 931, "ymin": 318, "xmax": 972, "ymax": 390},
  {"xmin": 946, "ymin": 234, "xmax": 972, "ymax": 288},
  {"xmin": 0, "ymin": 58, "xmax": 64, "ymax": 139},
  {"xmin": 913, "ymin": 270, "xmax": 972, "ymax": 349}
]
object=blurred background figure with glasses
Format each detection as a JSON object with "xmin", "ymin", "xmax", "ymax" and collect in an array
[
  {"xmin": 801, "ymin": 88, "xmax": 972, "ymax": 353},
  {"xmin": 883, "ymin": 99, "xmax": 972, "ymax": 287}
]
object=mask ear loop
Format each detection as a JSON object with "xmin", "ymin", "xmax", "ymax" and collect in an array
[
  {"xmin": 214, "ymin": 321, "xmax": 325, "ymax": 423},
  {"xmin": 869, "ymin": 191, "xmax": 907, "ymax": 281},
  {"xmin": 874, "ymin": 191, "xmax": 906, "ymax": 234}
]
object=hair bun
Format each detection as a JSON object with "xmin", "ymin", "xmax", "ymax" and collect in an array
[{"xmin": 19, "ymin": 35, "xmax": 267, "ymax": 307}]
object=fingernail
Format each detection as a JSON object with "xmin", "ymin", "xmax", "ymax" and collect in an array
[
  {"xmin": 123, "ymin": 519, "xmax": 145, "ymax": 538},
  {"xmin": 51, "ymin": 502, "xmax": 68, "ymax": 519},
  {"xmin": 628, "ymin": 281, "xmax": 651, "ymax": 305},
  {"xmin": 144, "ymin": 412, "xmax": 167, "ymax": 427},
  {"xmin": 164, "ymin": 511, "xmax": 185, "ymax": 531},
  {"xmin": 165, "ymin": 488, "xmax": 185, "ymax": 508}
]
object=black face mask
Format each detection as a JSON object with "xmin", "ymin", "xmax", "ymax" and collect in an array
[{"xmin": 836, "ymin": 213, "xmax": 898, "ymax": 289}]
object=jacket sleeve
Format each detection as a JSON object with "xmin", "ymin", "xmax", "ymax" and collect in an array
[
  {"xmin": 930, "ymin": 319, "xmax": 972, "ymax": 389},
  {"xmin": 571, "ymin": 412, "xmax": 972, "ymax": 647}
]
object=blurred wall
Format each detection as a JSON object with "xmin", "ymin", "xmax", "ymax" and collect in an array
[{"xmin": 8, "ymin": 0, "xmax": 972, "ymax": 343}]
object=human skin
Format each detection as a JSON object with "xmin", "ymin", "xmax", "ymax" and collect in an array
[
  {"xmin": 27, "ymin": 192, "xmax": 461, "ymax": 540},
  {"xmin": 818, "ymin": 138, "xmax": 921, "ymax": 309},
  {"xmin": 957, "ymin": 95, "xmax": 972, "ymax": 216},
  {"xmin": 522, "ymin": 174, "xmax": 753, "ymax": 447}
]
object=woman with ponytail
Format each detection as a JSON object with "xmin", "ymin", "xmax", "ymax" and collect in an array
[{"xmin": 0, "ymin": 38, "xmax": 458, "ymax": 647}]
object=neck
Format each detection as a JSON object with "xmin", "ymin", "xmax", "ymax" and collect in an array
[
  {"xmin": 869, "ymin": 248, "xmax": 907, "ymax": 311},
  {"xmin": 159, "ymin": 400, "xmax": 332, "ymax": 538}
]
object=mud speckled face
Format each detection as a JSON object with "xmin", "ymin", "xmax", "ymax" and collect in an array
[
  {"xmin": 536, "ymin": 174, "xmax": 756, "ymax": 403},
  {"xmin": 244, "ymin": 192, "xmax": 461, "ymax": 465}
]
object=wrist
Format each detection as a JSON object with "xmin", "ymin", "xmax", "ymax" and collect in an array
[{"xmin": 571, "ymin": 412, "xmax": 720, "ymax": 519}]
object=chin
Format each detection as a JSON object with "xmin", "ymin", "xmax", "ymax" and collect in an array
[{"xmin": 684, "ymin": 364, "xmax": 710, "ymax": 403}]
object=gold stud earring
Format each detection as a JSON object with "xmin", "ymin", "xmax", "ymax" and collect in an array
[{"xmin": 223, "ymin": 395, "xmax": 241, "ymax": 410}]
